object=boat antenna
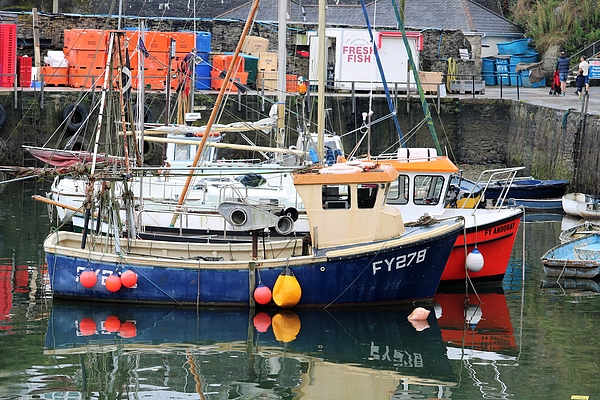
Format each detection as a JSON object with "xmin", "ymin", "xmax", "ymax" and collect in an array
[{"xmin": 169, "ymin": 0, "xmax": 262, "ymax": 227}]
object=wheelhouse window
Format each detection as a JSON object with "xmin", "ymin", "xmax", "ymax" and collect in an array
[
  {"xmin": 413, "ymin": 175, "xmax": 445, "ymax": 205},
  {"xmin": 388, "ymin": 175, "xmax": 409, "ymax": 205},
  {"xmin": 322, "ymin": 185, "xmax": 351, "ymax": 209},
  {"xmin": 357, "ymin": 183, "xmax": 379, "ymax": 209}
]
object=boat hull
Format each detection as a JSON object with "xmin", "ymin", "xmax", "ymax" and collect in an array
[
  {"xmin": 440, "ymin": 211, "xmax": 522, "ymax": 282},
  {"xmin": 485, "ymin": 179, "xmax": 570, "ymax": 201},
  {"xmin": 541, "ymin": 234, "xmax": 600, "ymax": 278},
  {"xmin": 45, "ymin": 221, "xmax": 462, "ymax": 306}
]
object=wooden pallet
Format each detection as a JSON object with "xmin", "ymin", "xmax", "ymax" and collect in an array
[{"xmin": 449, "ymin": 80, "xmax": 485, "ymax": 94}]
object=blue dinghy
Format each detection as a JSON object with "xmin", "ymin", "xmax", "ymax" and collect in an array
[{"xmin": 541, "ymin": 233, "xmax": 600, "ymax": 278}]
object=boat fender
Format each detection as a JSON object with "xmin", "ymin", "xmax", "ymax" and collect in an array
[
  {"xmin": 105, "ymin": 273, "xmax": 122, "ymax": 292},
  {"xmin": 254, "ymin": 283, "xmax": 272, "ymax": 305},
  {"xmin": 79, "ymin": 268, "xmax": 97, "ymax": 288},
  {"xmin": 407, "ymin": 307, "xmax": 431, "ymax": 331},
  {"xmin": 272, "ymin": 310, "xmax": 301, "ymax": 342},
  {"xmin": 134, "ymin": 104, "xmax": 153, "ymax": 124},
  {"xmin": 121, "ymin": 270, "xmax": 138, "ymax": 288},
  {"xmin": 466, "ymin": 247, "xmax": 484, "ymax": 272},
  {"xmin": 62, "ymin": 103, "xmax": 89, "ymax": 133},
  {"xmin": 273, "ymin": 266, "xmax": 302, "ymax": 308},
  {"xmin": 143, "ymin": 141, "xmax": 159, "ymax": 161},
  {"xmin": 0, "ymin": 103, "xmax": 5, "ymax": 127}
]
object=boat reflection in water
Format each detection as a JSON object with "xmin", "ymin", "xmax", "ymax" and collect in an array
[
  {"xmin": 433, "ymin": 289, "xmax": 519, "ymax": 399},
  {"xmin": 44, "ymin": 301, "xmax": 457, "ymax": 399}
]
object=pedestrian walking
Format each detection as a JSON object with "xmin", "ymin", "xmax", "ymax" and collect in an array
[
  {"xmin": 579, "ymin": 55, "xmax": 590, "ymax": 93},
  {"xmin": 555, "ymin": 51, "xmax": 570, "ymax": 96},
  {"xmin": 575, "ymin": 70, "xmax": 585, "ymax": 98}
]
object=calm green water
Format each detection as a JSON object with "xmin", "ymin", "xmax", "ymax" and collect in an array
[{"xmin": 0, "ymin": 180, "xmax": 599, "ymax": 399}]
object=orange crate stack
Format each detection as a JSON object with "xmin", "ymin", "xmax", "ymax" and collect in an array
[
  {"xmin": 171, "ymin": 32, "xmax": 196, "ymax": 54},
  {"xmin": 131, "ymin": 69, "xmax": 165, "ymax": 90},
  {"xmin": 68, "ymin": 66, "xmax": 104, "ymax": 88},
  {"xmin": 63, "ymin": 29, "xmax": 107, "ymax": 52},
  {"xmin": 41, "ymin": 66, "xmax": 69, "ymax": 86},
  {"xmin": 210, "ymin": 70, "xmax": 248, "ymax": 92},
  {"xmin": 212, "ymin": 54, "xmax": 245, "ymax": 76},
  {"xmin": 64, "ymin": 49, "xmax": 107, "ymax": 70},
  {"xmin": 144, "ymin": 31, "xmax": 170, "ymax": 53}
]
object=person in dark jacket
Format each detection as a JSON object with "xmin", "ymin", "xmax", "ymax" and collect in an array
[
  {"xmin": 575, "ymin": 69, "xmax": 586, "ymax": 98},
  {"xmin": 555, "ymin": 51, "xmax": 570, "ymax": 96}
]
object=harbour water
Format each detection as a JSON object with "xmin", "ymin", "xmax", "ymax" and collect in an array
[{"xmin": 1, "ymin": 179, "xmax": 599, "ymax": 399}]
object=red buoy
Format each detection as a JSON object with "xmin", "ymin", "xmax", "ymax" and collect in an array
[
  {"xmin": 253, "ymin": 312, "xmax": 272, "ymax": 333},
  {"xmin": 105, "ymin": 274, "xmax": 122, "ymax": 292},
  {"xmin": 78, "ymin": 318, "xmax": 97, "ymax": 336},
  {"xmin": 121, "ymin": 270, "xmax": 138, "ymax": 288},
  {"xmin": 254, "ymin": 284, "xmax": 272, "ymax": 305},
  {"xmin": 119, "ymin": 321, "xmax": 137, "ymax": 338},
  {"xmin": 104, "ymin": 315, "xmax": 121, "ymax": 333},
  {"xmin": 79, "ymin": 269, "xmax": 97, "ymax": 288}
]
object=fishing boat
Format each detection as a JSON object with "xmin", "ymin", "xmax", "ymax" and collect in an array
[
  {"xmin": 561, "ymin": 192, "xmax": 600, "ymax": 217},
  {"xmin": 44, "ymin": 161, "xmax": 463, "ymax": 306},
  {"xmin": 44, "ymin": 300, "xmax": 457, "ymax": 397},
  {"xmin": 541, "ymin": 233, "xmax": 600, "ymax": 278},
  {"xmin": 482, "ymin": 177, "xmax": 570, "ymax": 202},
  {"xmin": 379, "ymin": 149, "xmax": 524, "ymax": 282},
  {"xmin": 558, "ymin": 221, "xmax": 600, "ymax": 243}
]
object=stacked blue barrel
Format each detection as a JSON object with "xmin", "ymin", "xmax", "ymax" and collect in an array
[
  {"xmin": 195, "ymin": 32, "xmax": 212, "ymax": 90},
  {"xmin": 483, "ymin": 38, "xmax": 540, "ymax": 87}
]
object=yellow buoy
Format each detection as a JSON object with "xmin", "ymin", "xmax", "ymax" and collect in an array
[{"xmin": 272, "ymin": 266, "xmax": 302, "ymax": 308}]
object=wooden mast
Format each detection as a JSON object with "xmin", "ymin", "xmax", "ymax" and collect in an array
[{"xmin": 169, "ymin": 0, "xmax": 262, "ymax": 227}]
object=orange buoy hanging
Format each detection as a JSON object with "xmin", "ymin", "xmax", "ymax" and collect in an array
[
  {"xmin": 78, "ymin": 318, "xmax": 97, "ymax": 336},
  {"xmin": 104, "ymin": 315, "xmax": 121, "ymax": 333},
  {"xmin": 79, "ymin": 268, "xmax": 97, "ymax": 288},
  {"xmin": 254, "ymin": 283, "xmax": 272, "ymax": 305},
  {"xmin": 121, "ymin": 270, "xmax": 138, "ymax": 288},
  {"xmin": 253, "ymin": 312, "xmax": 272, "ymax": 333},
  {"xmin": 272, "ymin": 266, "xmax": 302, "ymax": 308},
  {"xmin": 272, "ymin": 310, "xmax": 301, "ymax": 343},
  {"xmin": 119, "ymin": 321, "xmax": 137, "ymax": 338},
  {"xmin": 105, "ymin": 273, "xmax": 122, "ymax": 292}
]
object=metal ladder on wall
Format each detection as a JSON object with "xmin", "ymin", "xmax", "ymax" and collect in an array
[
  {"xmin": 571, "ymin": 92, "xmax": 590, "ymax": 192},
  {"xmin": 19, "ymin": 87, "xmax": 42, "ymax": 167}
]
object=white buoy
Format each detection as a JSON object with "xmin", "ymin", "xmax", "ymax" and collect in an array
[{"xmin": 466, "ymin": 247, "xmax": 484, "ymax": 272}]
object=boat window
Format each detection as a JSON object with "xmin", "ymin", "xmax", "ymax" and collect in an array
[
  {"xmin": 357, "ymin": 183, "xmax": 378, "ymax": 209},
  {"xmin": 174, "ymin": 143, "xmax": 192, "ymax": 160},
  {"xmin": 387, "ymin": 175, "xmax": 409, "ymax": 205},
  {"xmin": 413, "ymin": 175, "xmax": 445, "ymax": 205},
  {"xmin": 322, "ymin": 184, "xmax": 350, "ymax": 209}
]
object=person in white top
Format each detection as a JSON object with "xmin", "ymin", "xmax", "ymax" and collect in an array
[{"xmin": 579, "ymin": 55, "xmax": 590, "ymax": 93}]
